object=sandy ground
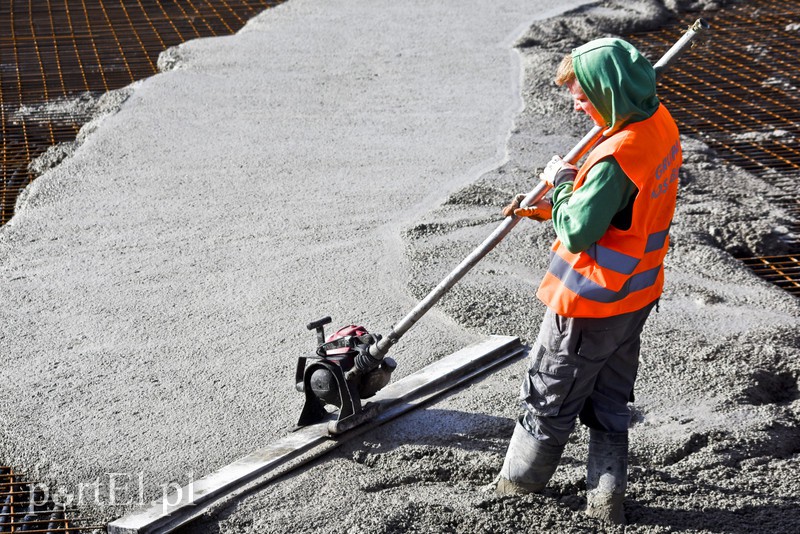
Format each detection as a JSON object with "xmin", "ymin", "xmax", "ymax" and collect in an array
[{"xmin": 2, "ymin": 0, "xmax": 799, "ymax": 532}]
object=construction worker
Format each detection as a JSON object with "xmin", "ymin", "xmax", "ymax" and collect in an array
[{"xmin": 495, "ymin": 37, "xmax": 681, "ymax": 525}]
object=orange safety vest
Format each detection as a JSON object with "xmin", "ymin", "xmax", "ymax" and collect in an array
[{"xmin": 537, "ymin": 104, "xmax": 681, "ymax": 318}]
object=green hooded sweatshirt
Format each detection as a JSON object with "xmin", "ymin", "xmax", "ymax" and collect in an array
[{"xmin": 551, "ymin": 38, "xmax": 661, "ymax": 253}]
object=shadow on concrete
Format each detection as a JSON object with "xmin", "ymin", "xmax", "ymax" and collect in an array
[{"xmin": 629, "ymin": 500, "xmax": 800, "ymax": 534}]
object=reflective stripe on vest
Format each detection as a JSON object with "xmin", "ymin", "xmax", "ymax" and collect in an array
[
  {"xmin": 585, "ymin": 226, "xmax": 671, "ymax": 275},
  {"xmin": 548, "ymin": 253, "xmax": 662, "ymax": 304},
  {"xmin": 550, "ymin": 227, "xmax": 668, "ymax": 303},
  {"xmin": 645, "ymin": 228, "xmax": 669, "ymax": 253},
  {"xmin": 585, "ymin": 243, "xmax": 640, "ymax": 275}
]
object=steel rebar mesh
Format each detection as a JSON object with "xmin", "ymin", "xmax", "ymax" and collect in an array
[
  {"xmin": 0, "ymin": 0, "xmax": 284, "ymax": 225},
  {"xmin": 739, "ymin": 255, "xmax": 800, "ymax": 295},
  {"xmin": 629, "ymin": 0, "xmax": 800, "ymax": 297},
  {"xmin": 1, "ymin": 466, "xmax": 104, "ymax": 533}
]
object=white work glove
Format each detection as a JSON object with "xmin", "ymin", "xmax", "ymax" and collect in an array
[{"xmin": 540, "ymin": 155, "xmax": 577, "ymax": 188}]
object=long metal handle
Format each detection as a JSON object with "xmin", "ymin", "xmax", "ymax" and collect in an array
[{"xmin": 370, "ymin": 19, "xmax": 709, "ymax": 359}]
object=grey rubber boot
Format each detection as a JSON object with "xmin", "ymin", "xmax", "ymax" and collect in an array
[
  {"xmin": 495, "ymin": 419, "xmax": 565, "ymax": 496},
  {"xmin": 585, "ymin": 429, "xmax": 628, "ymax": 525}
]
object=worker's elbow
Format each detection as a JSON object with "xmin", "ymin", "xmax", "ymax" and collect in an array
[{"xmin": 561, "ymin": 237, "xmax": 588, "ymax": 255}]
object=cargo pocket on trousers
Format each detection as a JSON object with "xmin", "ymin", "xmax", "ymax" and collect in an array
[
  {"xmin": 575, "ymin": 325, "xmax": 624, "ymax": 361},
  {"xmin": 522, "ymin": 350, "xmax": 578, "ymax": 418}
]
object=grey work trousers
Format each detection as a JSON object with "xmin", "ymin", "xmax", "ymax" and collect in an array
[{"xmin": 520, "ymin": 300, "xmax": 657, "ymax": 447}]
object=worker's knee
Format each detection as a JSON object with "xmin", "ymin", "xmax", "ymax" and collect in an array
[
  {"xmin": 522, "ymin": 411, "xmax": 575, "ymax": 447},
  {"xmin": 579, "ymin": 398, "xmax": 632, "ymax": 434}
]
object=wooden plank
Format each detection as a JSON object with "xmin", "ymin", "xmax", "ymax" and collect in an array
[{"xmin": 107, "ymin": 335, "xmax": 523, "ymax": 534}]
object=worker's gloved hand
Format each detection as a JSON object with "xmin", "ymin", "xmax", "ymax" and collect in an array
[
  {"xmin": 540, "ymin": 155, "xmax": 578, "ymax": 188},
  {"xmin": 502, "ymin": 193, "xmax": 527, "ymax": 217},
  {"xmin": 502, "ymin": 194, "xmax": 552, "ymax": 222},
  {"xmin": 514, "ymin": 199, "xmax": 552, "ymax": 222}
]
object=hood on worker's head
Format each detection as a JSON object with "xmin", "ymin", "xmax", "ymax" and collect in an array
[{"xmin": 572, "ymin": 38, "xmax": 659, "ymax": 134}]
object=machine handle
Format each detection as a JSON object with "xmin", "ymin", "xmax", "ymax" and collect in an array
[
  {"xmin": 306, "ymin": 316, "xmax": 332, "ymax": 331},
  {"xmin": 307, "ymin": 316, "xmax": 332, "ymax": 345}
]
